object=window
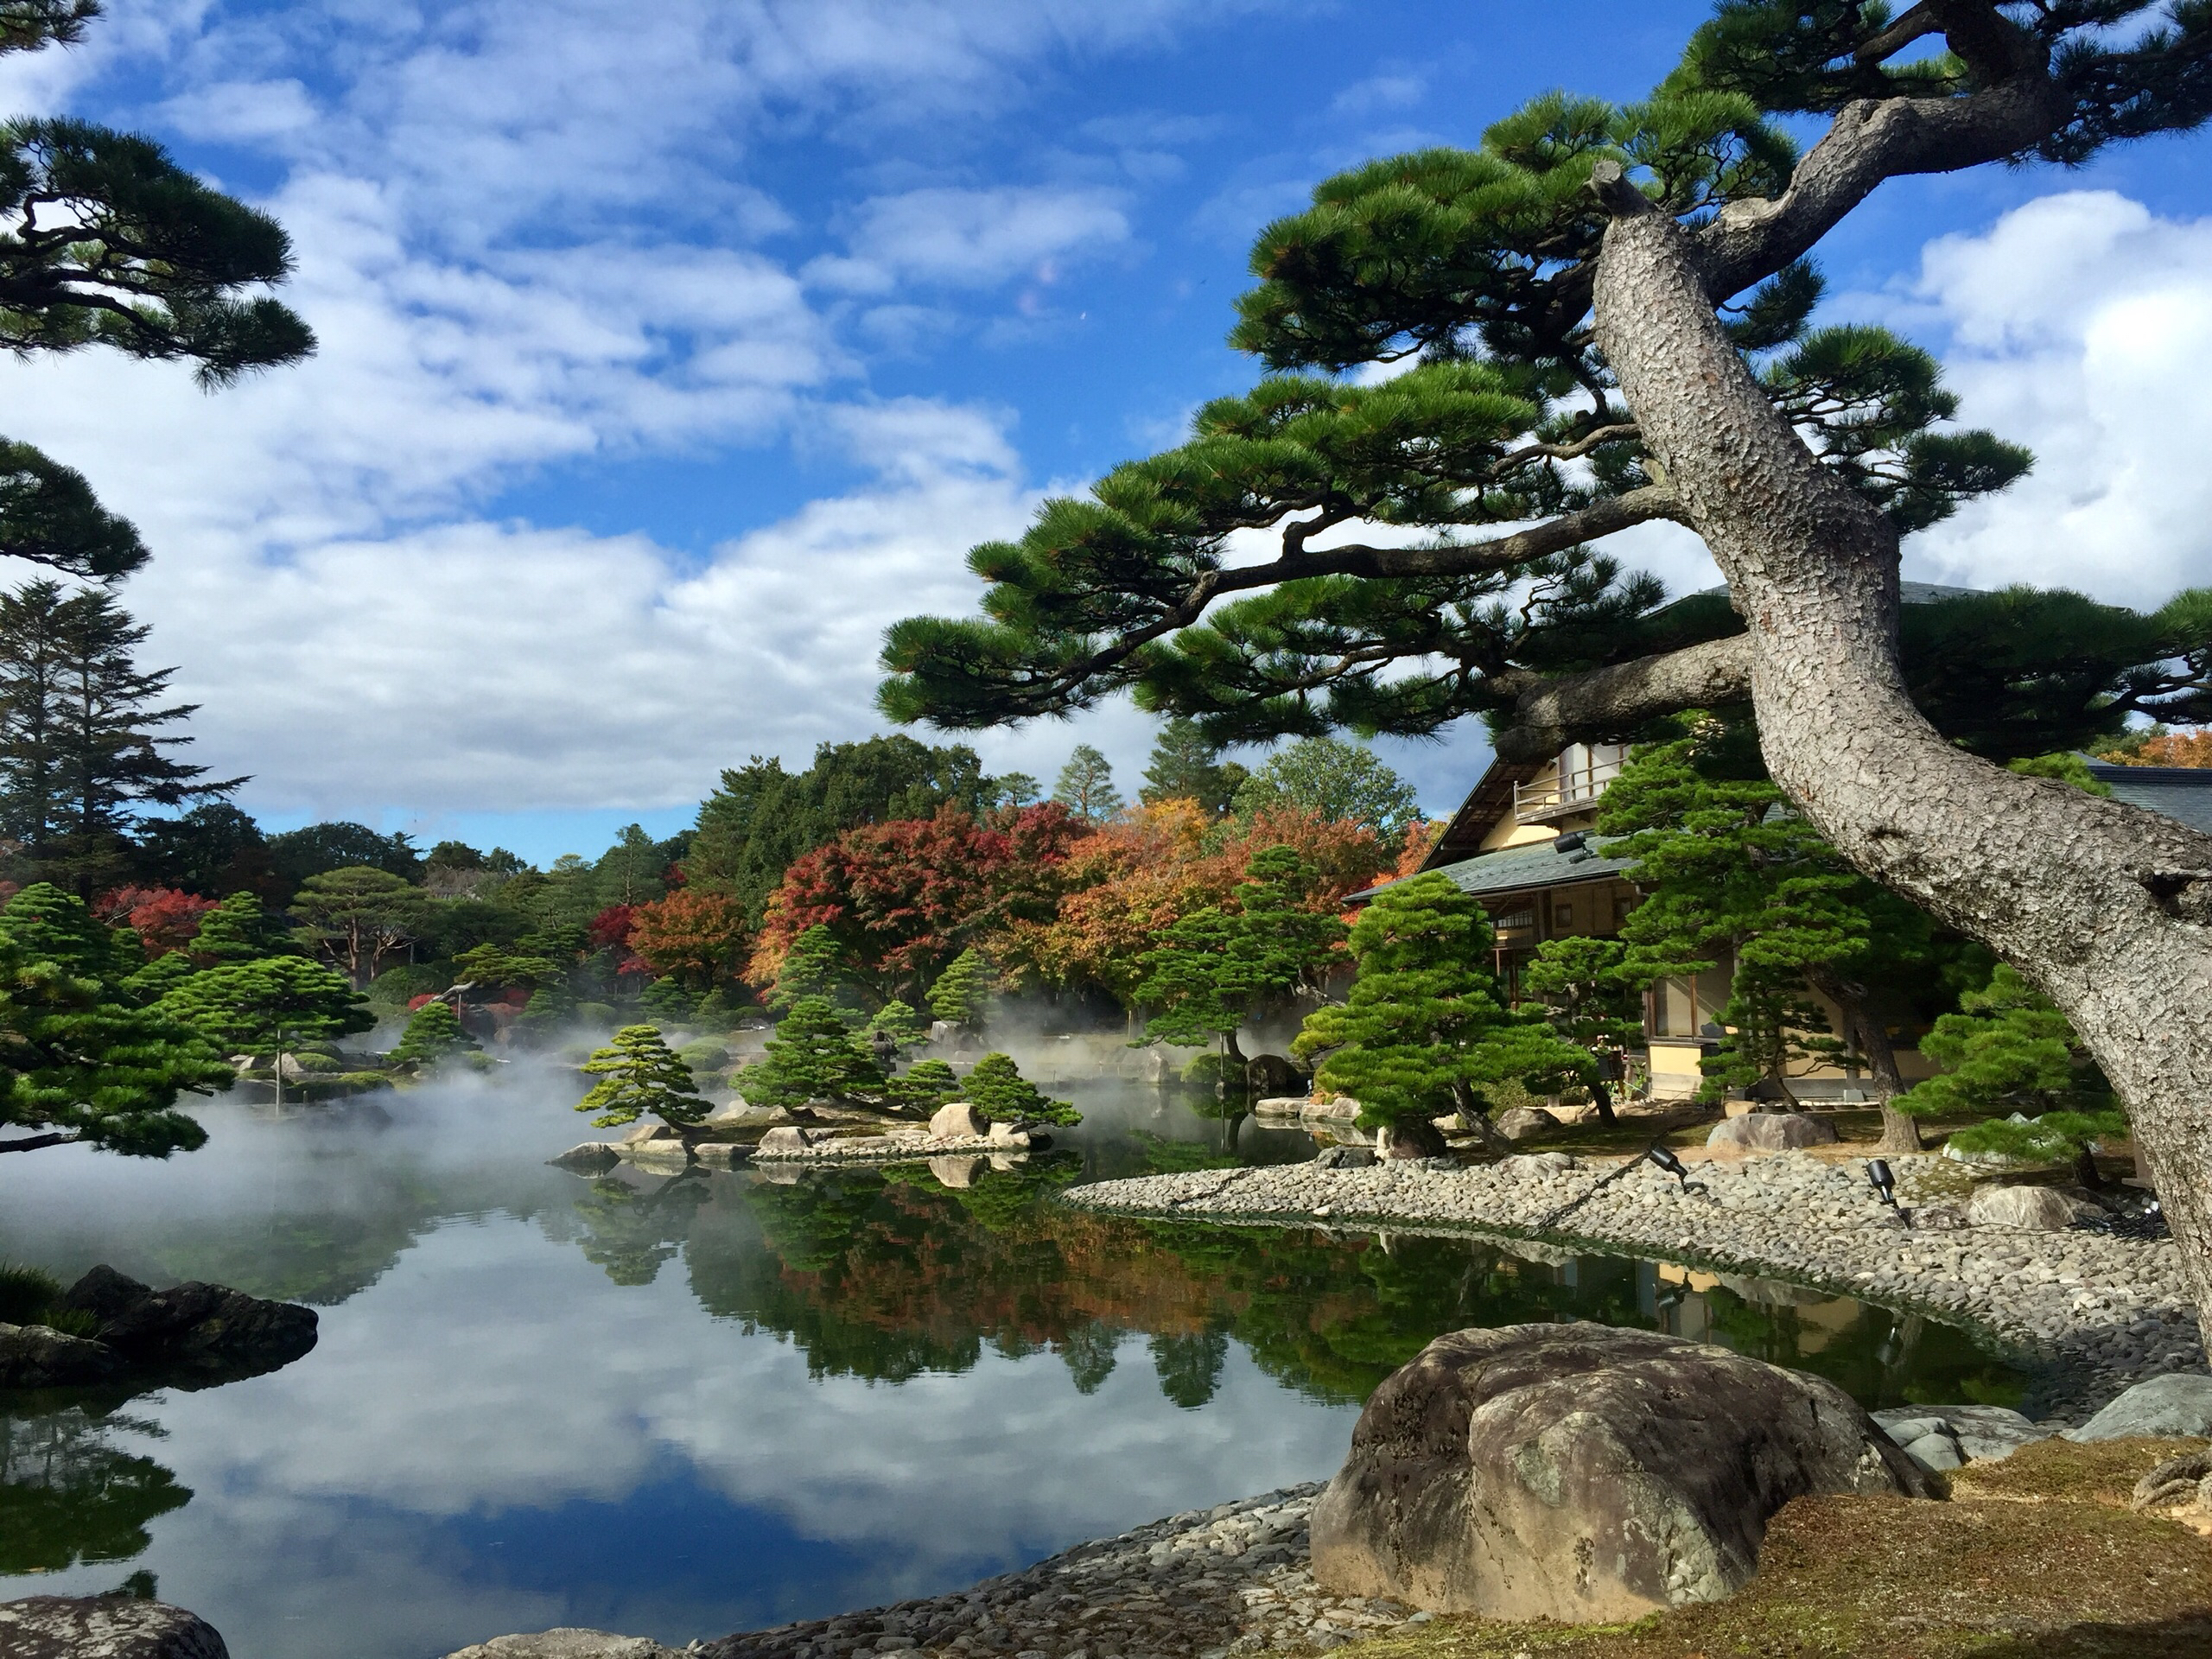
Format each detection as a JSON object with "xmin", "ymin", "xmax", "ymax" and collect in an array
[
  {"xmin": 1553, "ymin": 903, "xmax": 1573, "ymax": 929},
  {"xmin": 1496, "ymin": 906, "xmax": 1535, "ymax": 931}
]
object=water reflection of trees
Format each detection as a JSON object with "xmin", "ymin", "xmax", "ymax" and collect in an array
[
  {"xmin": 556, "ymin": 1161, "xmax": 2024, "ymax": 1413},
  {"xmin": 0, "ymin": 1407, "xmax": 189, "ymax": 1573}
]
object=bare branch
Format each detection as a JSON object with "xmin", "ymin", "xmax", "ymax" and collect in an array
[
  {"xmin": 1491, "ymin": 635, "xmax": 1754, "ymax": 762},
  {"xmin": 0, "ymin": 1130, "xmax": 78, "ymax": 1154},
  {"xmin": 1855, "ymin": 3, "xmax": 1942, "ymax": 64}
]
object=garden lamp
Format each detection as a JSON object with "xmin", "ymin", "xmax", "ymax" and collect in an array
[
  {"xmin": 1866, "ymin": 1159, "xmax": 1897, "ymax": 1208},
  {"xmin": 1645, "ymin": 1144, "xmax": 1701, "ymax": 1192}
]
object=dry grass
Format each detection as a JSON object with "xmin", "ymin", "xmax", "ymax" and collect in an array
[{"xmin": 1325, "ymin": 1438, "xmax": 2212, "ymax": 1659}]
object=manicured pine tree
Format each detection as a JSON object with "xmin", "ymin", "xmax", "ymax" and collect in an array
[
  {"xmin": 515, "ymin": 982, "xmax": 575, "ymax": 1042},
  {"xmin": 575, "ymin": 1024, "xmax": 709, "ymax": 1131},
  {"xmin": 0, "ymin": 882, "xmax": 232, "ymax": 1155},
  {"xmin": 1520, "ymin": 935, "xmax": 1643, "ymax": 1127},
  {"xmin": 160, "ymin": 954, "xmax": 372, "ymax": 1109},
  {"xmin": 1136, "ymin": 844, "xmax": 1344, "ymax": 1065},
  {"xmin": 768, "ymin": 922, "xmax": 855, "ymax": 1014},
  {"xmin": 866, "ymin": 998, "xmax": 928, "ymax": 1052},
  {"xmin": 882, "ymin": 1057, "xmax": 960, "ymax": 1116},
  {"xmin": 1897, "ymin": 964, "xmax": 2126, "ymax": 1190},
  {"xmin": 1052, "ymin": 744, "xmax": 1122, "ymax": 822},
  {"xmin": 190, "ymin": 891, "xmax": 291, "ymax": 964},
  {"xmin": 963, "ymin": 1051, "xmax": 1082, "ymax": 1128},
  {"xmin": 734, "ymin": 995, "xmax": 885, "ymax": 1111},
  {"xmin": 391, "ymin": 999, "xmax": 479, "ymax": 1072},
  {"xmin": 1140, "ymin": 718, "xmax": 1247, "ymax": 816},
  {"xmin": 927, "ymin": 948, "xmax": 995, "ymax": 1033},
  {"xmin": 290, "ymin": 865, "xmax": 430, "ymax": 987},
  {"xmin": 1294, "ymin": 871, "xmax": 1586, "ymax": 1146}
]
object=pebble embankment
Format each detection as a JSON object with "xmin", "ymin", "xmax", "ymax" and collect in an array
[
  {"xmin": 702, "ymin": 1486, "xmax": 1409, "ymax": 1659},
  {"xmin": 1064, "ymin": 1151, "xmax": 2206, "ymax": 1422},
  {"xmin": 749, "ymin": 1129, "xmax": 1034, "ymax": 1166}
]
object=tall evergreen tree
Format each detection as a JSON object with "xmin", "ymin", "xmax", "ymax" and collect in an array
[
  {"xmin": 391, "ymin": 999, "xmax": 478, "ymax": 1072},
  {"xmin": 1052, "ymin": 745, "xmax": 1123, "ymax": 821},
  {"xmin": 1140, "ymin": 718, "xmax": 1248, "ymax": 815},
  {"xmin": 769, "ymin": 922, "xmax": 859, "ymax": 1014},
  {"xmin": 0, "ymin": 582, "xmax": 239, "ymax": 895},
  {"xmin": 734, "ymin": 995, "xmax": 885, "ymax": 1110},
  {"xmin": 874, "ymin": 3, "xmax": 2212, "ymax": 1320},
  {"xmin": 926, "ymin": 947, "xmax": 995, "ymax": 1032},
  {"xmin": 290, "ymin": 866, "xmax": 430, "ymax": 987}
]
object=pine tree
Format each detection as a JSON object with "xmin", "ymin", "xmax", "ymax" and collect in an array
[
  {"xmin": 190, "ymin": 891, "xmax": 290, "ymax": 964},
  {"xmin": 1140, "ymin": 718, "xmax": 1247, "ymax": 815},
  {"xmin": 883, "ymin": 1056, "xmax": 960, "ymax": 1115},
  {"xmin": 734, "ymin": 995, "xmax": 885, "ymax": 1110},
  {"xmin": 866, "ymin": 998, "xmax": 928, "ymax": 1052},
  {"xmin": 291, "ymin": 866, "xmax": 429, "ymax": 987},
  {"xmin": 768, "ymin": 923, "xmax": 855, "ymax": 1014},
  {"xmin": 391, "ymin": 999, "xmax": 478, "ymax": 1072},
  {"xmin": 575, "ymin": 1024, "xmax": 708, "ymax": 1130},
  {"xmin": 1293, "ymin": 871, "xmax": 1585, "ymax": 1137},
  {"xmin": 1898, "ymin": 964, "xmax": 2125, "ymax": 1189},
  {"xmin": 0, "ymin": 582, "xmax": 242, "ymax": 895},
  {"xmin": 1520, "ymin": 935, "xmax": 1643, "ymax": 1127},
  {"xmin": 160, "ymin": 954, "xmax": 372, "ymax": 1109},
  {"xmin": 963, "ymin": 1051, "xmax": 1082, "ymax": 1127},
  {"xmin": 516, "ymin": 982, "xmax": 575, "ymax": 1041},
  {"xmin": 0, "ymin": 882, "xmax": 232, "ymax": 1155},
  {"xmin": 1135, "ymin": 845, "xmax": 1344, "ymax": 1064},
  {"xmin": 927, "ymin": 948, "xmax": 995, "ymax": 1032},
  {"xmin": 1052, "ymin": 745, "xmax": 1122, "ymax": 821}
]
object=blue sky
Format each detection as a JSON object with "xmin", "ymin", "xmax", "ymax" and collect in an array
[{"xmin": 3, "ymin": 1, "xmax": 2209, "ymax": 866}]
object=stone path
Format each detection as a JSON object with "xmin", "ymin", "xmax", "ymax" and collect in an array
[
  {"xmin": 1062, "ymin": 1151, "xmax": 2206, "ymax": 1422},
  {"xmin": 700, "ymin": 1487, "xmax": 1417, "ymax": 1659}
]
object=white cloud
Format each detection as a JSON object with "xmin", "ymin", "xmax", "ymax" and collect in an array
[
  {"xmin": 1329, "ymin": 72, "xmax": 1426, "ymax": 117},
  {"xmin": 1866, "ymin": 190, "xmax": 2212, "ymax": 609},
  {"xmin": 813, "ymin": 186, "xmax": 1131, "ymax": 293}
]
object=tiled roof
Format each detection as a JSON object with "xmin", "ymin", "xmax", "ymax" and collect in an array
[
  {"xmin": 1364, "ymin": 833, "xmax": 1634, "ymax": 904},
  {"xmin": 2088, "ymin": 760, "xmax": 2212, "ymax": 836}
]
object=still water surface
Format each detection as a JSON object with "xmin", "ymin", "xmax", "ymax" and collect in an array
[{"xmin": 0, "ymin": 1071, "xmax": 2025, "ymax": 1659}]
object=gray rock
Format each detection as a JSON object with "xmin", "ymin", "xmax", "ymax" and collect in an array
[
  {"xmin": 691, "ymin": 1142, "xmax": 747, "ymax": 1168},
  {"xmin": 0, "ymin": 1596, "xmax": 229, "ymax": 1658},
  {"xmin": 1899, "ymin": 1431, "xmax": 1965, "ymax": 1471},
  {"xmin": 930, "ymin": 1101, "xmax": 989, "ymax": 1140},
  {"xmin": 1498, "ymin": 1153, "xmax": 1580, "ymax": 1176},
  {"xmin": 1705, "ymin": 1114, "xmax": 1838, "ymax": 1154},
  {"xmin": 704, "ymin": 1103, "xmax": 781, "ymax": 1129},
  {"xmin": 1966, "ymin": 1184, "xmax": 2096, "ymax": 1231},
  {"xmin": 620, "ymin": 1121, "xmax": 681, "ymax": 1146},
  {"xmin": 988, "ymin": 1122, "xmax": 1031, "ymax": 1148},
  {"xmin": 1380, "ymin": 1116, "xmax": 1449, "ymax": 1160},
  {"xmin": 1246, "ymin": 1054, "xmax": 1306, "ymax": 1097},
  {"xmin": 622, "ymin": 1142, "xmax": 690, "ymax": 1172},
  {"xmin": 1493, "ymin": 1108, "xmax": 1556, "ymax": 1142},
  {"xmin": 1313, "ymin": 1146, "xmax": 1376, "ymax": 1170},
  {"xmin": 2067, "ymin": 1372, "xmax": 2212, "ymax": 1441},
  {"xmin": 1308, "ymin": 1321, "xmax": 1929, "ymax": 1622},
  {"xmin": 927, "ymin": 1154, "xmax": 986, "ymax": 1189},
  {"xmin": 0, "ymin": 1322, "xmax": 123, "ymax": 1388},
  {"xmin": 1874, "ymin": 1404, "xmax": 2050, "ymax": 1465},
  {"xmin": 61, "ymin": 1268, "xmax": 316, "ymax": 1378},
  {"xmin": 756, "ymin": 1126, "xmax": 814, "ymax": 1154},
  {"xmin": 442, "ymin": 1631, "xmax": 678, "ymax": 1659},
  {"xmin": 549, "ymin": 1141, "xmax": 622, "ymax": 1171}
]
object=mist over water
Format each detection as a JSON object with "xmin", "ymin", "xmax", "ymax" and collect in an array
[{"xmin": 0, "ymin": 1053, "xmax": 2026, "ymax": 1659}]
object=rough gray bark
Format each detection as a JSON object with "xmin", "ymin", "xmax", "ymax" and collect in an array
[
  {"xmin": 1588, "ymin": 188, "xmax": 2212, "ymax": 1315},
  {"xmin": 1493, "ymin": 637, "xmax": 1752, "ymax": 764},
  {"xmin": 1808, "ymin": 963, "xmax": 1921, "ymax": 1154}
]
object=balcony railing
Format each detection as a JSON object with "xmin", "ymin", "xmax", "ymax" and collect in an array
[{"xmin": 1513, "ymin": 753, "xmax": 1624, "ymax": 824}]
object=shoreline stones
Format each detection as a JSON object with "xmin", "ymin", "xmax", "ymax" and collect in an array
[
  {"xmin": 0, "ymin": 1594, "xmax": 231, "ymax": 1657},
  {"xmin": 1307, "ymin": 1323, "xmax": 1929, "ymax": 1622},
  {"xmin": 1060, "ymin": 1151, "xmax": 2206, "ymax": 1422},
  {"xmin": 1, "ymin": 1267, "xmax": 317, "ymax": 1391}
]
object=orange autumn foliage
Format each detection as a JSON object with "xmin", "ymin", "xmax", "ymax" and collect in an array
[
  {"xmin": 985, "ymin": 799, "xmax": 1391, "ymax": 1004},
  {"xmin": 2101, "ymin": 729, "xmax": 2212, "ymax": 768}
]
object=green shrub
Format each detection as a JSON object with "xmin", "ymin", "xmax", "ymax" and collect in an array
[
  {"xmin": 287, "ymin": 1052, "xmax": 342, "ymax": 1074},
  {"xmin": 574, "ymin": 1002, "xmax": 620, "ymax": 1029},
  {"xmin": 677, "ymin": 1040, "xmax": 730, "ymax": 1074},
  {"xmin": 0, "ymin": 1262, "xmax": 64, "ymax": 1325},
  {"xmin": 368, "ymin": 963, "xmax": 448, "ymax": 1017}
]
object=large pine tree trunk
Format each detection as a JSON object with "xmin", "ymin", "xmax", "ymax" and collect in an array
[
  {"xmin": 1808, "ymin": 964, "xmax": 1922, "ymax": 1154},
  {"xmin": 1592, "ymin": 200, "xmax": 2212, "ymax": 1318}
]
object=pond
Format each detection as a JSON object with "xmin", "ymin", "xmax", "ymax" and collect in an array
[{"xmin": 0, "ymin": 1067, "xmax": 2026, "ymax": 1659}]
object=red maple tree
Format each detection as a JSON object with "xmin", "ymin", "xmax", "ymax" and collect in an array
[
  {"xmin": 96, "ymin": 886, "xmax": 220, "ymax": 959},
  {"xmin": 628, "ymin": 888, "xmax": 753, "ymax": 991}
]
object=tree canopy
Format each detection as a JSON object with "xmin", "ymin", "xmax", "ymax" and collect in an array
[{"xmin": 576, "ymin": 1024, "xmax": 709, "ymax": 1130}]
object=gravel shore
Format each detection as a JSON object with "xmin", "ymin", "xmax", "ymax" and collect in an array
[
  {"xmin": 700, "ymin": 1486, "xmax": 1403, "ymax": 1659},
  {"xmin": 1061, "ymin": 1150, "xmax": 2207, "ymax": 1423}
]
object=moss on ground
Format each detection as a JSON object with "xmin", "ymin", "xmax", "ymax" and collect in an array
[{"xmin": 1323, "ymin": 1438, "xmax": 2212, "ymax": 1659}]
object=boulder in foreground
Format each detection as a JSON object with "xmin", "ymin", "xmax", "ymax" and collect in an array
[
  {"xmin": 1964, "ymin": 1183, "xmax": 2097, "ymax": 1231},
  {"xmin": 0, "ymin": 1595, "xmax": 229, "ymax": 1658},
  {"xmin": 1309, "ymin": 1321, "xmax": 1930, "ymax": 1623}
]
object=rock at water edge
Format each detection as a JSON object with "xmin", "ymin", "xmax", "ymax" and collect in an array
[
  {"xmin": 62, "ymin": 1268, "xmax": 316, "ymax": 1376},
  {"xmin": 1964, "ymin": 1184, "xmax": 2097, "ymax": 1231},
  {"xmin": 0, "ymin": 1595, "xmax": 231, "ymax": 1658},
  {"xmin": 0, "ymin": 1323, "xmax": 124, "ymax": 1388},
  {"xmin": 1705, "ymin": 1114, "xmax": 1838, "ymax": 1154},
  {"xmin": 1245, "ymin": 1053, "xmax": 1305, "ymax": 1097},
  {"xmin": 1309, "ymin": 1321, "xmax": 1929, "ymax": 1623},
  {"xmin": 756, "ymin": 1127, "xmax": 814, "ymax": 1154},
  {"xmin": 442, "ymin": 1630, "xmax": 680, "ymax": 1659},
  {"xmin": 2068, "ymin": 1373, "xmax": 2212, "ymax": 1442},
  {"xmin": 928, "ymin": 1154, "xmax": 986, "ymax": 1189},
  {"xmin": 930, "ymin": 1101, "xmax": 988, "ymax": 1140},
  {"xmin": 549, "ymin": 1142, "xmax": 621, "ymax": 1171}
]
